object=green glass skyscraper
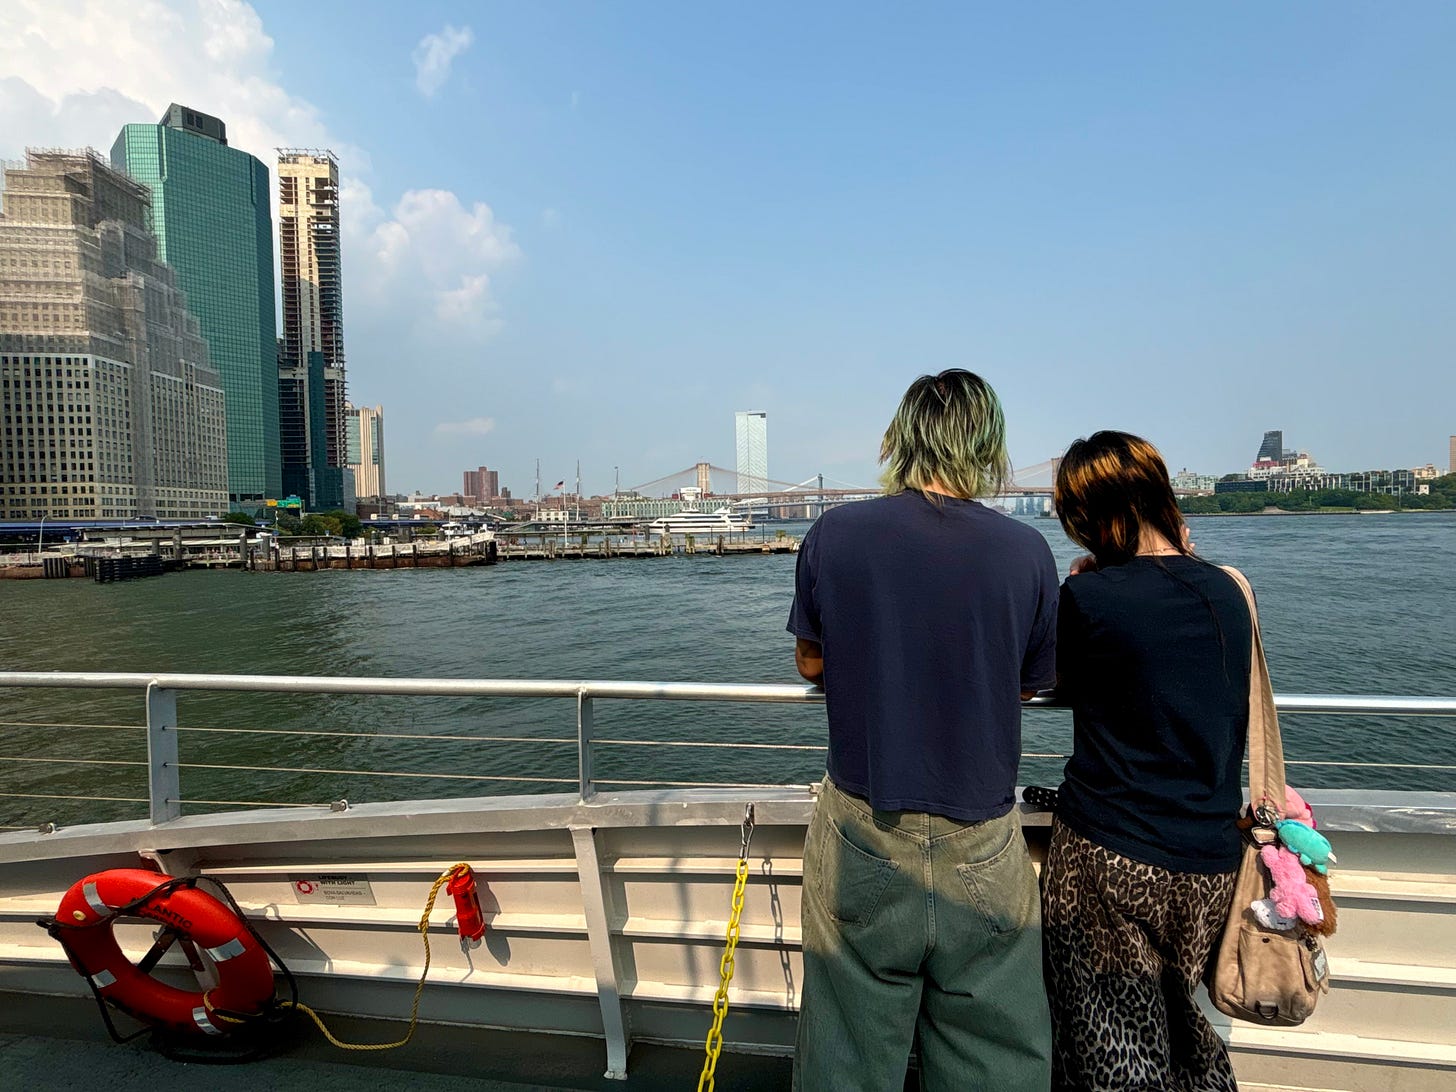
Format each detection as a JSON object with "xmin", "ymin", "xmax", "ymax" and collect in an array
[{"xmin": 111, "ymin": 104, "xmax": 280, "ymax": 509}]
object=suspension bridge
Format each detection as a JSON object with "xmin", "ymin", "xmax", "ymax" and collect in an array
[{"xmin": 621, "ymin": 458, "xmax": 1061, "ymax": 516}]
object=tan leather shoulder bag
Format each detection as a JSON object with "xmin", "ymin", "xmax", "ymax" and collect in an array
[{"xmin": 1208, "ymin": 565, "xmax": 1330, "ymax": 1025}]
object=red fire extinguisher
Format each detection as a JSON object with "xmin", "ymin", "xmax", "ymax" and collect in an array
[{"xmin": 447, "ymin": 865, "xmax": 487, "ymax": 943}]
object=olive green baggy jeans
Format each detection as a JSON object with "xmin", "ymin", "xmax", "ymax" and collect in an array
[{"xmin": 793, "ymin": 778, "xmax": 1052, "ymax": 1091}]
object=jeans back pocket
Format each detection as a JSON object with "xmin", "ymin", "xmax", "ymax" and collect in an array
[
  {"xmin": 956, "ymin": 822, "xmax": 1036, "ymax": 938},
  {"xmin": 814, "ymin": 818, "xmax": 899, "ymax": 927}
]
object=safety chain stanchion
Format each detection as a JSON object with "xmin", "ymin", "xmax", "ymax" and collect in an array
[{"xmin": 698, "ymin": 803, "xmax": 755, "ymax": 1092}]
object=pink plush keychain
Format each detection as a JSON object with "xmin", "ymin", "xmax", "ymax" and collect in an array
[{"xmin": 1257, "ymin": 843, "xmax": 1324, "ymax": 927}]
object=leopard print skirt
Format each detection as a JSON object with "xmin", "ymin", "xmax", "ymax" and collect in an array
[{"xmin": 1042, "ymin": 819, "xmax": 1238, "ymax": 1092}]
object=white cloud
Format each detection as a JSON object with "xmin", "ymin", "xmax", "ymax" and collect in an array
[
  {"xmin": 0, "ymin": 3, "xmax": 516, "ymax": 337},
  {"xmin": 0, "ymin": 0, "xmax": 520, "ymax": 491},
  {"xmin": 347, "ymin": 183, "xmax": 521, "ymax": 337},
  {"xmin": 434, "ymin": 417, "xmax": 496, "ymax": 437},
  {"xmin": 0, "ymin": 0, "xmax": 343, "ymax": 167},
  {"xmin": 412, "ymin": 25, "xmax": 474, "ymax": 98}
]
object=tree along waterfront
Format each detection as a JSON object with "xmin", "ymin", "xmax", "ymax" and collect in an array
[{"xmin": 1179, "ymin": 473, "xmax": 1456, "ymax": 514}]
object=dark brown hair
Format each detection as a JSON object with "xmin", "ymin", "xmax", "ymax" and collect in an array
[{"xmin": 1055, "ymin": 430, "xmax": 1189, "ymax": 567}]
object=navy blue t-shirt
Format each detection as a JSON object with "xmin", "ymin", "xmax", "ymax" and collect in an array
[{"xmin": 786, "ymin": 491, "xmax": 1059, "ymax": 822}]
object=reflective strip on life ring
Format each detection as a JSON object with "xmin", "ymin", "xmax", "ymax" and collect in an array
[
  {"xmin": 204, "ymin": 937, "xmax": 247, "ymax": 962},
  {"xmin": 54, "ymin": 869, "xmax": 274, "ymax": 1036},
  {"xmin": 192, "ymin": 1005, "xmax": 222, "ymax": 1036},
  {"xmin": 82, "ymin": 882, "xmax": 112, "ymax": 916}
]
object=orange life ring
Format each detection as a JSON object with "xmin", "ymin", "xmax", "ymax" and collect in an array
[{"xmin": 54, "ymin": 869, "xmax": 274, "ymax": 1036}]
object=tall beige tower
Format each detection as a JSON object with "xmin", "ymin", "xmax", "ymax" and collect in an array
[
  {"xmin": 346, "ymin": 403, "xmax": 386, "ymax": 502},
  {"xmin": 277, "ymin": 149, "xmax": 346, "ymax": 509}
]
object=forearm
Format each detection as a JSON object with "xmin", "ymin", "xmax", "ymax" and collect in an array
[{"xmin": 795, "ymin": 638, "xmax": 824, "ymax": 684}]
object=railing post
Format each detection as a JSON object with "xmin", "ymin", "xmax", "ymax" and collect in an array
[
  {"xmin": 145, "ymin": 682, "xmax": 180, "ymax": 823},
  {"xmin": 571, "ymin": 825, "xmax": 630, "ymax": 1079},
  {"xmin": 578, "ymin": 690, "xmax": 595, "ymax": 800}
]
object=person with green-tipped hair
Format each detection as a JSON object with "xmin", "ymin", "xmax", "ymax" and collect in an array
[{"xmin": 788, "ymin": 370, "xmax": 1055, "ymax": 1090}]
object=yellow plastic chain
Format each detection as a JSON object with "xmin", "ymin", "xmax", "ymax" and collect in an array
[
  {"xmin": 698, "ymin": 805, "xmax": 754, "ymax": 1092},
  {"xmin": 209, "ymin": 862, "xmax": 471, "ymax": 1052}
]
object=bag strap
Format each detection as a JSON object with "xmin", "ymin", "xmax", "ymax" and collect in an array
[{"xmin": 1221, "ymin": 565, "xmax": 1287, "ymax": 819}]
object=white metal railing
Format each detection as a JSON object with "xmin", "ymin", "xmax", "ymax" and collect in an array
[{"xmin": 1, "ymin": 671, "xmax": 1454, "ymax": 827}]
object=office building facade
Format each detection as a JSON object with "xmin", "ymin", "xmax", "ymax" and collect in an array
[
  {"xmin": 1255, "ymin": 429, "xmax": 1284, "ymax": 464},
  {"xmin": 0, "ymin": 150, "xmax": 227, "ymax": 519},
  {"xmin": 278, "ymin": 150, "xmax": 346, "ymax": 509},
  {"xmin": 111, "ymin": 104, "xmax": 280, "ymax": 510},
  {"xmin": 735, "ymin": 410, "xmax": 768, "ymax": 493},
  {"xmin": 346, "ymin": 403, "xmax": 386, "ymax": 501}
]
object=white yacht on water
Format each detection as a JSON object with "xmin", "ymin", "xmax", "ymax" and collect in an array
[{"xmin": 646, "ymin": 487, "xmax": 753, "ymax": 535}]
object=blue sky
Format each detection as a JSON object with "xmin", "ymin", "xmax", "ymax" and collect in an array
[{"xmin": 4, "ymin": 2, "xmax": 1454, "ymax": 495}]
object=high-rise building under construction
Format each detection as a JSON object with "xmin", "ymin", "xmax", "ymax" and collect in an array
[
  {"xmin": 278, "ymin": 149, "xmax": 346, "ymax": 509},
  {"xmin": 111, "ymin": 104, "xmax": 280, "ymax": 510},
  {"xmin": 0, "ymin": 150, "xmax": 227, "ymax": 520}
]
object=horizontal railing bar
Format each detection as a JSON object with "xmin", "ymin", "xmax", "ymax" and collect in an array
[
  {"xmin": 599, "ymin": 779, "xmax": 807, "ymax": 789},
  {"xmin": 174, "ymin": 761, "xmax": 574, "ymax": 784},
  {"xmin": 0, "ymin": 721, "xmax": 143, "ymax": 731},
  {"xmin": 177, "ymin": 798, "xmax": 322, "ymax": 809},
  {"xmin": 0, "ymin": 673, "xmax": 1450, "ymax": 717},
  {"xmin": 1287, "ymin": 759, "xmax": 1456, "ymax": 771},
  {"xmin": 594, "ymin": 739, "xmax": 828, "ymax": 752},
  {"xmin": 177, "ymin": 726, "xmax": 578, "ymax": 744},
  {"xmin": 0, "ymin": 673, "xmax": 825, "ymax": 702},
  {"xmin": 0, "ymin": 791, "xmax": 147, "ymax": 803},
  {"xmin": 0, "ymin": 756, "xmax": 146, "ymax": 767}
]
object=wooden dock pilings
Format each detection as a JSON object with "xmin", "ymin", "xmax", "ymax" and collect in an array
[
  {"xmin": 87, "ymin": 555, "xmax": 167, "ymax": 583},
  {"xmin": 266, "ymin": 533, "xmax": 798, "ymax": 572},
  {"xmin": 493, "ymin": 534, "xmax": 799, "ymax": 561},
  {"xmin": 273, "ymin": 534, "xmax": 500, "ymax": 572}
]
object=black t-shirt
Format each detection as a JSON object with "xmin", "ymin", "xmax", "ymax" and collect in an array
[
  {"xmin": 1055, "ymin": 556, "xmax": 1252, "ymax": 873},
  {"xmin": 787, "ymin": 491, "xmax": 1058, "ymax": 822}
]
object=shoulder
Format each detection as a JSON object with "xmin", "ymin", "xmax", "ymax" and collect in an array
[
  {"xmin": 811, "ymin": 494, "xmax": 904, "ymax": 534},
  {"xmin": 991, "ymin": 510, "xmax": 1057, "ymax": 556}
]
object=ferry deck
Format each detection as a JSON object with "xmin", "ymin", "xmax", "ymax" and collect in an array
[{"xmin": 1, "ymin": 671, "xmax": 1453, "ymax": 1090}]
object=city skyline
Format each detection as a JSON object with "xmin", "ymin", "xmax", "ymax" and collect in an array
[{"xmin": 2, "ymin": 3, "xmax": 1455, "ymax": 497}]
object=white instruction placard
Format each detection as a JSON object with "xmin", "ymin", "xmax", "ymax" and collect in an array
[{"xmin": 289, "ymin": 874, "xmax": 376, "ymax": 906}]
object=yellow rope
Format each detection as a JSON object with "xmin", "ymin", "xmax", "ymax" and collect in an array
[
  {"xmin": 698, "ymin": 853, "xmax": 750, "ymax": 1091},
  {"xmin": 209, "ymin": 862, "xmax": 470, "ymax": 1052}
]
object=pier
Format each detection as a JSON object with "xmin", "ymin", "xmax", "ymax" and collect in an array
[
  {"xmin": 1, "ymin": 528, "xmax": 801, "ymax": 580},
  {"xmin": 263, "ymin": 531, "xmax": 798, "ymax": 571},
  {"xmin": 494, "ymin": 533, "xmax": 798, "ymax": 561}
]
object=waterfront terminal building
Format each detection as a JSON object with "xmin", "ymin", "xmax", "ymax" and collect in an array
[{"xmin": 0, "ymin": 150, "xmax": 227, "ymax": 521}]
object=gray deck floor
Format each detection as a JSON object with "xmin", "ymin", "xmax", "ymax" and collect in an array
[{"xmin": 0, "ymin": 994, "xmax": 799, "ymax": 1091}]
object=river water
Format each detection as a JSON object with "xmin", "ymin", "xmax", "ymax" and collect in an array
[{"xmin": 2, "ymin": 511, "xmax": 1454, "ymax": 827}]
